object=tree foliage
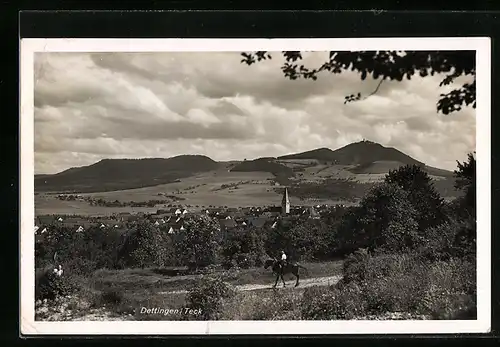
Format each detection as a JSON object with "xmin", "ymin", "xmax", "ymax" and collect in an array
[
  {"xmin": 221, "ymin": 226, "xmax": 266, "ymax": 268},
  {"xmin": 240, "ymin": 51, "xmax": 475, "ymax": 115},
  {"xmin": 454, "ymin": 152, "xmax": 476, "ymax": 218},
  {"xmin": 175, "ymin": 215, "xmax": 221, "ymax": 269},
  {"xmin": 384, "ymin": 164, "xmax": 446, "ymax": 231},
  {"xmin": 117, "ymin": 221, "xmax": 171, "ymax": 268},
  {"xmin": 337, "ymin": 182, "xmax": 421, "ymax": 253}
]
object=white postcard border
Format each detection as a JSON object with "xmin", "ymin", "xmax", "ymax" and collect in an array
[{"xmin": 20, "ymin": 38, "xmax": 491, "ymax": 335}]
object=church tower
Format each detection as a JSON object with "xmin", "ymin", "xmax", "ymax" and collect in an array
[{"xmin": 281, "ymin": 187, "xmax": 290, "ymax": 215}]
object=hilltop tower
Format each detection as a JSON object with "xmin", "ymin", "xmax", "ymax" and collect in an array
[{"xmin": 281, "ymin": 187, "xmax": 290, "ymax": 215}]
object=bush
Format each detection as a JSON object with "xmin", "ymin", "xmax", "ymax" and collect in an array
[
  {"xmin": 220, "ymin": 290, "xmax": 302, "ymax": 320},
  {"xmin": 333, "ymin": 252, "xmax": 476, "ymax": 319},
  {"xmin": 362, "ymin": 256, "xmax": 428, "ymax": 314},
  {"xmin": 418, "ymin": 217, "xmax": 476, "ymax": 262},
  {"xmin": 99, "ymin": 288, "xmax": 124, "ymax": 306},
  {"xmin": 301, "ymin": 283, "xmax": 366, "ymax": 320},
  {"xmin": 35, "ymin": 266, "xmax": 75, "ymax": 301},
  {"xmin": 342, "ymin": 248, "xmax": 370, "ymax": 284},
  {"xmin": 186, "ymin": 274, "xmax": 236, "ymax": 320}
]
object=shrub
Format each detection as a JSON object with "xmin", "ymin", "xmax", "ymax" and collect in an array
[
  {"xmin": 334, "ymin": 252, "xmax": 476, "ymax": 319},
  {"xmin": 186, "ymin": 274, "xmax": 236, "ymax": 320},
  {"xmin": 99, "ymin": 288, "xmax": 124, "ymax": 306},
  {"xmin": 418, "ymin": 217, "xmax": 476, "ymax": 262},
  {"xmin": 361, "ymin": 261, "xmax": 430, "ymax": 314},
  {"xmin": 220, "ymin": 290, "xmax": 302, "ymax": 320},
  {"xmin": 301, "ymin": 283, "xmax": 366, "ymax": 320},
  {"xmin": 342, "ymin": 248, "xmax": 370, "ymax": 284},
  {"xmin": 35, "ymin": 266, "xmax": 75, "ymax": 301}
]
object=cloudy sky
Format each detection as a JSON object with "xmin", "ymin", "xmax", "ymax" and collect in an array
[{"xmin": 34, "ymin": 51, "xmax": 476, "ymax": 174}]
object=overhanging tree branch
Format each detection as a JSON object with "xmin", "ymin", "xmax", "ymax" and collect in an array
[{"xmin": 240, "ymin": 50, "xmax": 476, "ymax": 115}]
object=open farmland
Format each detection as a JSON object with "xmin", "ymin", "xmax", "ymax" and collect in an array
[
  {"xmin": 35, "ymin": 159, "xmax": 459, "ymax": 216},
  {"xmin": 35, "ymin": 170, "xmax": 285, "ymax": 215}
]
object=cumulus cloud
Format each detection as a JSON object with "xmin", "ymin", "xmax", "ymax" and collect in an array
[{"xmin": 33, "ymin": 51, "xmax": 476, "ymax": 174}]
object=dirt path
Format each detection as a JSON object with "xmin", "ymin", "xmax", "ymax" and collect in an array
[{"xmin": 159, "ymin": 275, "xmax": 342, "ymax": 295}]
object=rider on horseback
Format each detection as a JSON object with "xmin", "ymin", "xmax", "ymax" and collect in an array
[{"xmin": 280, "ymin": 250, "xmax": 287, "ymax": 269}]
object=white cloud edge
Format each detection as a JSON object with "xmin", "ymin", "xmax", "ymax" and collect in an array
[{"xmin": 20, "ymin": 38, "xmax": 491, "ymax": 335}]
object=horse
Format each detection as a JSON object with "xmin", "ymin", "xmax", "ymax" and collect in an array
[{"xmin": 263, "ymin": 258, "xmax": 308, "ymax": 288}]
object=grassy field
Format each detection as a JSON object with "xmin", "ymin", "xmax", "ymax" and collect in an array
[
  {"xmin": 34, "ymin": 169, "xmax": 352, "ymax": 215},
  {"xmin": 35, "ymin": 161, "xmax": 458, "ymax": 216},
  {"xmin": 69, "ymin": 260, "xmax": 343, "ymax": 320}
]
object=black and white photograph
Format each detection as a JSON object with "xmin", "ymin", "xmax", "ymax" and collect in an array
[{"xmin": 20, "ymin": 38, "xmax": 490, "ymax": 335}]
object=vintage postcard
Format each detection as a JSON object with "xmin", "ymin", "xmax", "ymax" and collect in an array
[{"xmin": 20, "ymin": 38, "xmax": 490, "ymax": 335}]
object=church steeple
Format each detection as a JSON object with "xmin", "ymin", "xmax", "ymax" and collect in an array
[{"xmin": 281, "ymin": 187, "xmax": 290, "ymax": 215}]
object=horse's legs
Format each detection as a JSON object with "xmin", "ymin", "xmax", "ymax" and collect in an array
[
  {"xmin": 281, "ymin": 274, "xmax": 286, "ymax": 287},
  {"xmin": 295, "ymin": 272, "xmax": 299, "ymax": 287},
  {"xmin": 273, "ymin": 274, "xmax": 278, "ymax": 288}
]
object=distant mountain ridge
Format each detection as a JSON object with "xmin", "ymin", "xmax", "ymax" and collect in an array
[
  {"xmin": 35, "ymin": 141, "xmax": 454, "ymax": 193},
  {"xmin": 35, "ymin": 155, "xmax": 219, "ymax": 193},
  {"xmin": 278, "ymin": 141, "xmax": 424, "ymax": 166}
]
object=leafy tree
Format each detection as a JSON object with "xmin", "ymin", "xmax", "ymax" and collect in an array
[
  {"xmin": 220, "ymin": 226, "xmax": 266, "ymax": 268},
  {"xmin": 454, "ymin": 152, "xmax": 476, "ymax": 218},
  {"xmin": 384, "ymin": 164, "xmax": 446, "ymax": 231},
  {"xmin": 117, "ymin": 221, "xmax": 170, "ymax": 268},
  {"xmin": 338, "ymin": 183, "xmax": 421, "ymax": 253},
  {"xmin": 286, "ymin": 220, "xmax": 337, "ymax": 261},
  {"xmin": 240, "ymin": 51, "xmax": 475, "ymax": 115},
  {"xmin": 175, "ymin": 215, "xmax": 221, "ymax": 269}
]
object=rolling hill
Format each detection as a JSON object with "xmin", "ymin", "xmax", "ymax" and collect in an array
[
  {"xmin": 34, "ymin": 140, "xmax": 456, "ymax": 197},
  {"xmin": 279, "ymin": 140, "xmax": 453, "ymax": 177},
  {"xmin": 279, "ymin": 140, "xmax": 424, "ymax": 166},
  {"xmin": 34, "ymin": 155, "xmax": 220, "ymax": 193}
]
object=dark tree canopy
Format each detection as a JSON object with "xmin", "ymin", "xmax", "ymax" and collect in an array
[
  {"xmin": 240, "ymin": 51, "xmax": 475, "ymax": 115},
  {"xmin": 454, "ymin": 152, "xmax": 476, "ymax": 218}
]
